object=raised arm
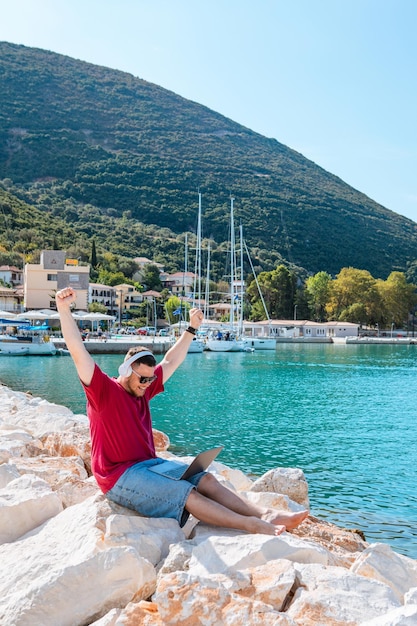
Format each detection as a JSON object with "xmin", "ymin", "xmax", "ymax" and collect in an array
[
  {"xmin": 55, "ymin": 287, "xmax": 95, "ymax": 385},
  {"xmin": 160, "ymin": 308, "xmax": 204, "ymax": 383}
]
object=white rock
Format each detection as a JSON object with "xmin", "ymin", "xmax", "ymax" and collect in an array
[
  {"xmin": 405, "ymin": 587, "xmax": 417, "ymax": 604},
  {"xmin": 0, "ymin": 495, "xmax": 156, "ymax": 626},
  {"xmin": 56, "ymin": 475, "xmax": 100, "ymax": 507},
  {"xmin": 89, "ymin": 608, "xmax": 121, "ymax": 625},
  {"xmin": 360, "ymin": 604, "xmax": 417, "ymax": 625},
  {"xmin": 287, "ymin": 563, "xmax": 400, "ymax": 625},
  {"xmin": 0, "ymin": 428, "xmax": 34, "ymax": 442},
  {"xmin": 0, "ymin": 438, "xmax": 32, "ymax": 463},
  {"xmin": 0, "ymin": 473, "xmax": 63, "ymax": 544},
  {"xmin": 105, "ymin": 513, "xmax": 185, "ymax": 566},
  {"xmin": 155, "ymin": 569, "xmax": 297, "ymax": 625},
  {"xmin": 188, "ymin": 533, "xmax": 330, "ymax": 578},
  {"xmin": 157, "ymin": 541, "xmax": 195, "ymax": 576},
  {"xmin": 244, "ymin": 558, "xmax": 297, "ymax": 611},
  {"xmin": 0, "ymin": 387, "xmax": 87, "ymax": 437},
  {"xmin": 250, "ymin": 467, "xmax": 310, "ymax": 509},
  {"xmin": 213, "ymin": 461, "xmax": 254, "ymax": 491},
  {"xmin": 11, "ymin": 454, "xmax": 88, "ymax": 485},
  {"xmin": 0, "ymin": 462, "xmax": 20, "ymax": 488},
  {"xmin": 240, "ymin": 490, "xmax": 307, "ymax": 512},
  {"xmin": 351, "ymin": 542, "xmax": 417, "ymax": 602}
]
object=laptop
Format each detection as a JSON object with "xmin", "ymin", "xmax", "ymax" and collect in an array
[{"xmin": 149, "ymin": 446, "xmax": 224, "ymax": 481}]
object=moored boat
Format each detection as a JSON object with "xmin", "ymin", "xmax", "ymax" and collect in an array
[
  {"xmin": 0, "ymin": 333, "xmax": 56, "ymax": 355},
  {"xmin": 242, "ymin": 337, "xmax": 276, "ymax": 350},
  {"xmin": 0, "ymin": 340, "xmax": 29, "ymax": 355}
]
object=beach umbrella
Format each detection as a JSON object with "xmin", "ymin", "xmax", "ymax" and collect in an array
[
  {"xmin": 48, "ymin": 312, "xmax": 83, "ymax": 319},
  {"xmin": 16, "ymin": 311, "xmax": 50, "ymax": 320},
  {"xmin": 79, "ymin": 312, "xmax": 116, "ymax": 331},
  {"xmin": 81, "ymin": 313, "xmax": 116, "ymax": 320},
  {"xmin": 0, "ymin": 310, "xmax": 17, "ymax": 319}
]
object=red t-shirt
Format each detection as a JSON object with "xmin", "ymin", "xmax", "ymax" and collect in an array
[{"xmin": 82, "ymin": 363, "xmax": 164, "ymax": 493}]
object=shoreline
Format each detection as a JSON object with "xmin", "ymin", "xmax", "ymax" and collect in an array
[
  {"xmin": 48, "ymin": 335, "xmax": 417, "ymax": 356},
  {"xmin": 1, "ymin": 380, "xmax": 417, "ymax": 623}
]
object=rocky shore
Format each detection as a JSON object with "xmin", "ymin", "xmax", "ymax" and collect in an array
[{"xmin": 0, "ymin": 382, "xmax": 416, "ymax": 625}]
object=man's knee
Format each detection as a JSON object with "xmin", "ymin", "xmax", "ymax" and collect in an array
[{"xmin": 197, "ymin": 472, "xmax": 220, "ymax": 494}]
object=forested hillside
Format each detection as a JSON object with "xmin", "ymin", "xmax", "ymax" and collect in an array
[{"xmin": 1, "ymin": 41, "xmax": 417, "ymax": 278}]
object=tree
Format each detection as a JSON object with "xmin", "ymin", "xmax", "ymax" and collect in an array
[
  {"xmin": 406, "ymin": 260, "xmax": 417, "ymax": 285},
  {"xmin": 90, "ymin": 238, "xmax": 97, "ymax": 268},
  {"xmin": 326, "ymin": 267, "xmax": 382, "ymax": 325},
  {"xmin": 88, "ymin": 302, "xmax": 107, "ymax": 313},
  {"xmin": 247, "ymin": 264, "xmax": 296, "ymax": 319},
  {"xmin": 165, "ymin": 296, "xmax": 190, "ymax": 324},
  {"xmin": 376, "ymin": 272, "xmax": 417, "ymax": 327},
  {"xmin": 305, "ymin": 271, "xmax": 332, "ymax": 321},
  {"xmin": 96, "ymin": 268, "xmax": 133, "ymax": 286},
  {"xmin": 141, "ymin": 264, "xmax": 162, "ymax": 291}
]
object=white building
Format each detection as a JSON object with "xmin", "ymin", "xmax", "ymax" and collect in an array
[
  {"xmin": 0, "ymin": 265, "xmax": 23, "ymax": 286},
  {"xmin": 160, "ymin": 271, "xmax": 196, "ymax": 297},
  {"xmin": 89, "ymin": 283, "xmax": 117, "ymax": 315}
]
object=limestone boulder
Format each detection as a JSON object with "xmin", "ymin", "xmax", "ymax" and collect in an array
[
  {"xmin": 405, "ymin": 587, "xmax": 417, "ymax": 604},
  {"xmin": 250, "ymin": 467, "xmax": 310, "ymax": 509},
  {"xmin": 291, "ymin": 514, "xmax": 368, "ymax": 566},
  {"xmin": 154, "ymin": 568, "xmax": 300, "ymax": 626},
  {"xmin": 213, "ymin": 461, "xmax": 255, "ymax": 492},
  {"xmin": 152, "ymin": 428, "xmax": 170, "ymax": 452},
  {"xmin": 0, "ymin": 461, "xmax": 20, "ymax": 488},
  {"xmin": 41, "ymin": 423, "xmax": 92, "ymax": 472},
  {"xmin": 90, "ymin": 600, "xmax": 164, "ymax": 625},
  {"xmin": 0, "ymin": 473, "xmax": 63, "ymax": 544},
  {"xmin": 0, "ymin": 495, "xmax": 157, "ymax": 626},
  {"xmin": 351, "ymin": 542, "xmax": 417, "ymax": 602},
  {"xmin": 0, "ymin": 386, "xmax": 88, "ymax": 437},
  {"xmin": 287, "ymin": 562, "xmax": 401, "ymax": 625},
  {"xmin": 187, "ymin": 533, "xmax": 330, "ymax": 578},
  {"xmin": 11, "ymin": 454, "xmax": 88, "ymax": 486},
  {"xmin": 104, "ymin": 513, "xmax": 186, "ymax": 566},
  {"xmin": 56, "ymin": 474, "xmax": 100, "ymax": 507},
  {"xmin": 361, "ymin": 604, "xmax": 417, "ymax": 625}
]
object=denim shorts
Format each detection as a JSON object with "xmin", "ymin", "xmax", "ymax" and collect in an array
[{"xmin": 106, "ymin": 457, "xmax": 207, "ymax": 527}]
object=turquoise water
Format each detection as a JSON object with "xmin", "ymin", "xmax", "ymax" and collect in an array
[{"xmin": 1, "ymin": 344, "xmax": 416, "ymax": 559}]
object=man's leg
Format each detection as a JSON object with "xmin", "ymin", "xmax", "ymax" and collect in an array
[
  {"xmin": 185, "ymin": 487, "xmax": 285, "ymax": 535},
  {"xmin": 185, "ymin": 473, "xmax": 308, "ymax": 535}
]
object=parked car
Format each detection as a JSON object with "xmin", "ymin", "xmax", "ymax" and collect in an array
[
  {"xmin": 158, "ymin": 329, "xmax": 169, "ymax": 336},
  {"xmin": 136, "ymin": 326, "xmax": 156, "ymax": 336}
]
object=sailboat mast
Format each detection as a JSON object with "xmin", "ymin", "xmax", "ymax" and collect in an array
[
  {"xmin": 230, "ymin": 197, "xmax": 235, "ymax": 328},
  {"xmin": 239, "ymin": 222, "xmax": 244, "ymax": 336},
  {"xmin": 193, "ymin": 192, "xmax": 202, "ymax": 307},
  {"xmin": 204, "ymin": 241, "xmax": 210, "ymax": 321},
  {"xmin": 181, "ymin": 233, "xmax": 188, "ymax": 329}
]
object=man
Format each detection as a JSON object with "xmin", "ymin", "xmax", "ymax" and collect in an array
[{"xmin": 56, "ymin": 287, "xmax": 308, "ymax": 534}]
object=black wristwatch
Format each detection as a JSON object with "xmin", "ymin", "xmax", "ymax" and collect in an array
[{"xmin": 185, "ymin": 326, "xmax": 196, "ymax": 335}]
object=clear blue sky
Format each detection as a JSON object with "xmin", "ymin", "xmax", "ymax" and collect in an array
[{"xmin": 1, "ymin": 0, "xmax": 417, "ymax": 222}]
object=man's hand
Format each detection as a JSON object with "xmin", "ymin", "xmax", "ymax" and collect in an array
[
  {"xmin": 189, "ymin": 308, "xmax": 204, "ymax": 330},
  {"xmin": 56, "ymin": 287, "xmax": 95, "ymax": 385},
  {"xmin": 56, "ymin": 287, "xmax": 77, "ymax": 312}
]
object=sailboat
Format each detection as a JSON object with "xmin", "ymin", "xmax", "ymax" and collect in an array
[
  {"xmin": 205, "ymin": 197, "xmax": 245, "ymax": 352},
  {"xmin": 241, "ymin": 236, "xmax": 276, "ymax": 351}
]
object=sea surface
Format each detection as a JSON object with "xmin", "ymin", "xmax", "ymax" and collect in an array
[{"xmin": 1, "ymin": 343, "xmax": 416, "ymax": 559}]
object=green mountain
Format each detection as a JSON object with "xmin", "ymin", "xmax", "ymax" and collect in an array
[{"xmin": 1, "ymin": 41, "xmax": 417, "ymax": 279}]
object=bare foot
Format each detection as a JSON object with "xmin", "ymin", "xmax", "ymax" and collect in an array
[
  {"xmin": 246, "ymin": 516, "xmax": 286, "ymax": 536},
  {"xmin": 262, "ymin": 509, "xmax": 309, "ymax": 531}
]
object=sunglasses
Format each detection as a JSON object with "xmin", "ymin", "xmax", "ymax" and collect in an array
[{"xmin": 130, "ymin": 370, "xmax": 157, "ymax": 384}]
